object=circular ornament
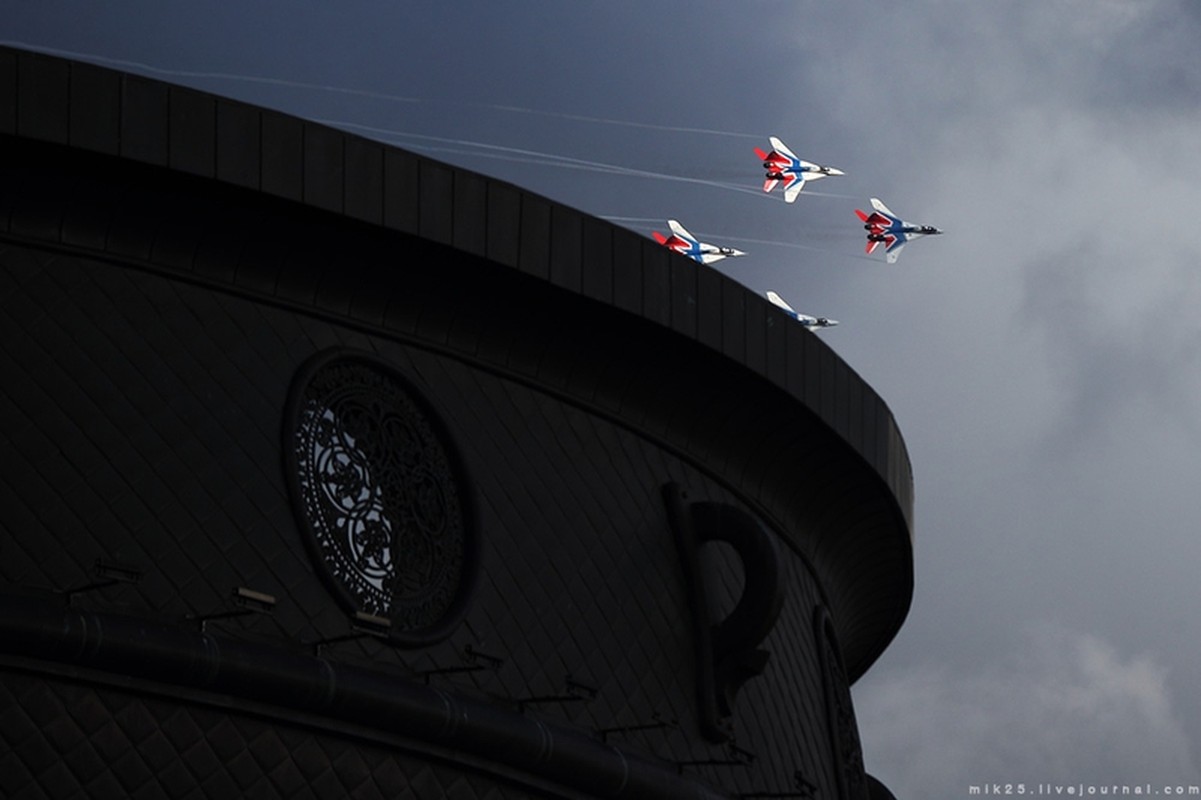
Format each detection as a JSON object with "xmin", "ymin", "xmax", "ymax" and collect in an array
[{"xmin": 284, "ymin": 351, "xmax": 476, "ymax": 645}]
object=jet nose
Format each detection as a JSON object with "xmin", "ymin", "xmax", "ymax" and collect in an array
[{"xmin": 826, "ymin": 167, "xmax": 845, "ymax": 176}]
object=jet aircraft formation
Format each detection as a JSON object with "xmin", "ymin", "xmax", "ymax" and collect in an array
[{"xmin": 651, "ymin": 135, "xmax": 942, "ymax": 331}]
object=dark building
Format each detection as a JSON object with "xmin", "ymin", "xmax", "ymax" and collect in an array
[{"xmin": 0, "ymin": 46, "xmax": 913, "ymax": 799}]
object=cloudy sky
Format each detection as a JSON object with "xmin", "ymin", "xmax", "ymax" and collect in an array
[{"xmin": 6, "ymin": 2, "xmax": 1201, "ymax": 796}]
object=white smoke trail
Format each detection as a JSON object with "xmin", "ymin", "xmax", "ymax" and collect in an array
[
  {"xmin": 319, "ymin": 119, "xmax": 770, "ymax": 198},
  {"xmin": 695, "ymin": 232, "xmax": 880, "ymax": 262},
  {"xmin": 0, "ymin": 41, "xmax": 762, "ymax": 140},
  {"xmin": 482, "ymin": 103, "xmax": 762, "ymax": 139},
  {"xmin": 597, "ymin": 216, "xmax": 666, "ymax": 223},
  {"xmin": 592, "ymin": 221, "xmax": 874, "ymax": 263},
  {"xmin": 0, "ymin": 41, "xmax": 424, "ymax": 104}
]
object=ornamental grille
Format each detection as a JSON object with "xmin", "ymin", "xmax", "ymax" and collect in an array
[{"xmin": 285, "ymin": 353, "xmax": 472, "ymax": 640}]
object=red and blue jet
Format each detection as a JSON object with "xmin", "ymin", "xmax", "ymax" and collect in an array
[
  {"xmin": 652, "ymin": 220, "xmax": 745, "ymax": 264},
  {"xmin": 754, "ymin": 136, "xmax": 845, "ymax": 203},
  {"xmin": 854, "ymin": 198, "xmax": 942, "ymax": 263}
]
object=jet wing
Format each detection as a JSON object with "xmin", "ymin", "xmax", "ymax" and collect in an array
[
  {"xmin": 855, "ymin": 208, "xmax": 892, "ymax": 229},
  {"xmin": 652, "ymin": 230, "xmax": 690, "ymax": 254},
  {"xmin": 768, "ymin": 136, "xmax": 798, "ymax": 161},
  {"xmin": 766, "ymin": 290, "xmax": 796, "ymax": 315},
  {"xmin": 653, "ymin": 219, "xmax": 696, "ymax": 253},
  {"xmin": 667, "ymin": 219, "xmax": 696, "ymax": 243},
  {"xmin": 864, "ymin": 232, "xmax": 907, "ymax": 261},
  {"xmin": 861, "ymin": 233, "xmax": 907, "ymax": 262},
  {"xmin": 757, "ymin": 142, "xmax": 789, "ymax": 197},
  {"xmin": 869, "ymin": 197, "xmax": 900, "ymax": 222},
  {"xmin": 767, "ymin": 137, "xmax": 806, "ymax": 202},
  {"xmin": 782, "ymin": 175, "xmax": 806, "ymax": 203}
]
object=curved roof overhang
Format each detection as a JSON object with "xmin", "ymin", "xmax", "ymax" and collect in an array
[{"xmin": 0, "ymin": 45, "xmax": 913, "ymax": 680}]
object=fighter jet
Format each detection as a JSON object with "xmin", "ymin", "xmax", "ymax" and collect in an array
[
  {"xmin": 754, "ymin": 136, "xmax": 845, "ymax": 203},
  {"xmin": 766, "ymin": 291, "xmax": 838, "ymax": 330},
  {"xmin": 855, "ymin": 198, "xmax": 942, "ymax": 263},
  {"xmin": 652, "ymin": 219, "xmax": 745, "ymax": 265}
]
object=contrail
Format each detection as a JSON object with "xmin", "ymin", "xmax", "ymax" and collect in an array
[
  {"xmin": 353, "ymin": 129, "xmax": 860, "ymax": 210},
  {"xmin": 378, "ymin": 142, "xmax": 644, "ymax": 178},
  {"xmin": 2, "ymin": 43, "xmax": 859, "ymax": 213},
  {"xmin": 691, "ymin": 232, "xmax": 880, "ymax": 262},
  {"xmin": 482, "ymin": 103, "xmax": 762, "ymax": 139},
  {"xmin": 1, "ymin": 41, "xmax": 763, "ymax": 140},
  {"xmin": 326, "ymin": 121, "xmax": 842, "ymax": 204},
  {"xmin": 598, "ymin": 216, "xmax": 665, "ymax": 224},
  {"xmin": 319, "ymin": 120, "xmax": 770, "ymax": 198},
  {"xmin": 793, "ymin": 190, "xmax": 859, "ymax": 200},
  {"xmin": 593, "ymin": 220, "xmax": 877, "ymax": 264},
  {"xmin": 0, "ymin": 41, "xmax": 425, "ymax": 105}
]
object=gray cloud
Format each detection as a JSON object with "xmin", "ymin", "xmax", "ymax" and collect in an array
[
  {"xmin": 778, "ymin": 3, "xmax": 1201, "ymax": 786},
  {"xmin": 856, "ymin": 624, "xmax": 1200, "ymax": 797}
]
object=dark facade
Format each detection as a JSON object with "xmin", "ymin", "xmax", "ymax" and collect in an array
[{"xmin": 0, "ymin": 46, "xmax": 913, "ymax": 799}]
